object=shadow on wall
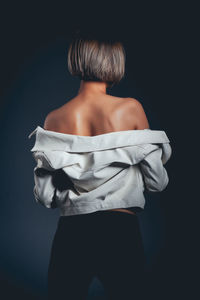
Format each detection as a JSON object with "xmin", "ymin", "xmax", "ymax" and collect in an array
[
  {"xmin": 87, "ymin": 277, "xmax": 107, "ymax": 300},
  {"xmin": 0, "ymin": 274, "xmax": 43, "ymax": 300}
]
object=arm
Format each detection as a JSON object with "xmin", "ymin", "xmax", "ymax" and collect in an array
[
  {"xmin": 129, "ymin": 98, "xmax": 171, "ymax": 191},
  {"xmin": 128, "ymin": 98, "xmax": 150, "ymax": 130},
  {"xmin": 33, "ymin": 167, "xmax": 58, "ymax": 209},
  {"xmin": 139, "ymin": 143, "xmax": 170, "ymax": 192},
  {"xmin": 32, "ymin": 152, "xmax": 73, "ymax": 209}
]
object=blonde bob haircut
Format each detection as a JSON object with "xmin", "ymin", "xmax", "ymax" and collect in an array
[{"xmin": 67, "ymin": 33, "xmax": 126, "ymax": 88}]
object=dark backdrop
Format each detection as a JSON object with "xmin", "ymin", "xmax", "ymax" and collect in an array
[{"xmin": 0, "ymin": 2, "xmax": 197, "ymax": 300}]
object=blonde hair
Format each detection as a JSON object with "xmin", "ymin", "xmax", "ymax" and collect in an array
[{"xmin": 67, "ymin": 33, "xmax": 126, "ymax": 88}]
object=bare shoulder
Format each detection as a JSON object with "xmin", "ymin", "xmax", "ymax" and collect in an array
[
  {"xmin": 43, "ymin": 109, "xmax": 60, "ymax": 130},
  {"xmin": 126, "ymin": 97, "xmax": 150, "ymax": 129},
  {"xmin": 43, "ymin": 104, "xmax": 75, "ymax": 132},
  {"xmin": 125, "ymin": 97, "xmax": 143, "ymax": 107}
]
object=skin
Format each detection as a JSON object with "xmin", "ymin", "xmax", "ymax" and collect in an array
[{"xmin": 44, "ymin": 80, "xmax": 150, "ymax": 215}]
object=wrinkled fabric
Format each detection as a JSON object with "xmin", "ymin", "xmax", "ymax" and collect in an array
[{"xmin": 28, "ymin": 126, "xmax": 172, "ymax": 216}]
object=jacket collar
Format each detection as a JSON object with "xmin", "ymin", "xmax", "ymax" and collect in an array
[{"xmin": 28, "ymin": 125, "xmax": 170, "ymax": 152}]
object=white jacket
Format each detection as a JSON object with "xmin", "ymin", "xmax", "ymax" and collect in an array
[{"xmin": 28, "ymin": 126, "xmax": 172, "ymax": 216}]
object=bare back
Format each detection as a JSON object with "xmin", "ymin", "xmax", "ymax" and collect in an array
[
  {"xmin": 44, "ymin": 94, "xmax": 149, "ymax": 136},
  {"xmin": 43, "ymin": 93, "xmax": 149, "ymax": 215}
]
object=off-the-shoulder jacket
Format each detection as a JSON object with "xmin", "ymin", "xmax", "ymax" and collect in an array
[{"xmin": 28, "ymin": 126, "xmax": 172, "ymax": 216}]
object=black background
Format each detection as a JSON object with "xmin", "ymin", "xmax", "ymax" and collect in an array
[{"xmin": 0, "ymin": 1, "xmax": 198, "ymax": 299}]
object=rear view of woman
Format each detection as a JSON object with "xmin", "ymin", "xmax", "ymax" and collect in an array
[{"xmin": 29, "ymin": 31, "xmax": 172, "ymax": 300}]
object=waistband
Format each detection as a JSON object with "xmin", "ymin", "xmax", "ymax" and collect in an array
[{"xmin": 59, "ymin": 209, "xmax": 137, "ymax": 222}]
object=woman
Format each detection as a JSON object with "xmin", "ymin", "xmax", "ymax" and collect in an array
[{"xmin": 29, "ymin": 33, "xmax": 171, "ymax": 299}]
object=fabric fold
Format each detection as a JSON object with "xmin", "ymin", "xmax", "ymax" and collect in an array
[{"xmin": 29, "ymin": 125, "xmax": 172, "ymax": 215}]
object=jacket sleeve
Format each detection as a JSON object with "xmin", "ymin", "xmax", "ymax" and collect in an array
[
  {"xmin": 139, "ymin": 143, "xmax": 172, "ymax": 192},
  {"xmin": 31, "ymin": 151, "xmax": 71, "ymax": 209},
  {"xmin": 33, "ymin": 166, "xmax": 58, "ymax": 209}
]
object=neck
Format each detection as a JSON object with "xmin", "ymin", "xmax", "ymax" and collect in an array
[{"xmin": 78, "ymin": 80, "xmax": 107, "ymax": 96}]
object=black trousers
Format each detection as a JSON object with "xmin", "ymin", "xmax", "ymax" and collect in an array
[{"xmin": 47, "ymin": 210, "xmax": 146, "ymax": 300}]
